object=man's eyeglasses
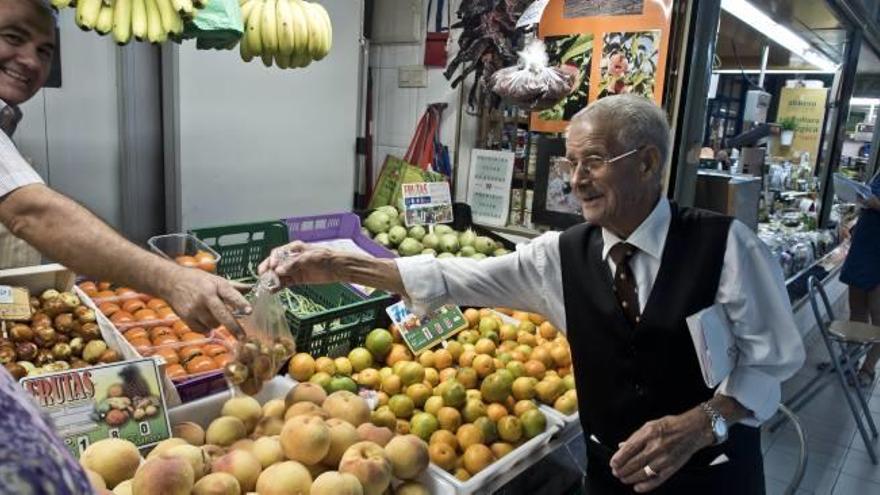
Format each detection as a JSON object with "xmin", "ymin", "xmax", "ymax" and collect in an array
[{"xmin": 569, "ymin": 146, "xmax": 645, "ymax": 175}]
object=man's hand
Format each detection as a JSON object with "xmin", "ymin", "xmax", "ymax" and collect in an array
[
  {"xmin": 159, "ymin": 267, "xmax": 251, "ymax": 336},
  {"xmin": 858, "ymin": 194, "xmax": 880, "ymax": 211},
  {"xmin": 258, "ymin": 241, "xmax": 338, "ymax": 287},
  {"xmin": 609, "ymin": 407, "xmax": 715, "ymax": 493}
]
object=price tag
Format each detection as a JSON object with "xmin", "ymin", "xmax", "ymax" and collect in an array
[
  {"xmin": 21, "ymin": 358, "xmax": 172, "ymax": 458},
  {"xmin": 386, "ymin": 301, "xmax": 468, "ymax": 355},
  {"xmin": 0, "ymin": 285, "xmax": 13, "ymax": 304},
  {"xmin": 0, "ymin": 285, "xmax": 32, "ymax": 320},
  {"xmin": 401, "ymin": 182, "xmax": 454, "ymax": 227}
]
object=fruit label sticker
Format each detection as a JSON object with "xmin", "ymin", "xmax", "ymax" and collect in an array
[
  {"xmin": 20, "ymin": 358, "xmax": 171, "ymax": 458},
  {"xmin": 401, "ymin": 182, "xmax": 453, "ymax": 227},
  {"xmin": 386, "ymin": 301, "xmax": 468, "ymax": 355}
]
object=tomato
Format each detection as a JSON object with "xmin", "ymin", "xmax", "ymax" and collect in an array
[
  {"xmin": 134, "ymin": 309, "xmax": 158, "ymax": 321},
  {"xmin": 110, "ymin": 311, "xmax": 135, "ymax": 324},
  {"xmin": 175, "ymin": 256, "xmax": 198, "ymax": 268},
  {"xmin": 172, "ymin": 321, "xmax": 192, "ymax": 334},
  {"xmin": 128, "ymin": 338, "xmax": 152, "ymax": 355},
  {"xmin": 213, "ymin": 353, "xmax": 233, "ymax": 369},
  {"xmin": 147, "ymin": 298, "xmax": 169, "ymax": 311},
  {"xmin": 181, "ymin": 332, "xmax": 207, "ymax": 343},
  {"xmin": 98, "ymin": 302, "xmax": 121, "ymax": 316},
  {"xmin": 153, "ymin": 334, "xmax": 179, "ymax": 346},
  {"xmin": 115, "ymin": 287, "xmax": 136, "ymax": 296},
  {"xmin": 166, "ymin": 364, "xmax": 187, "ymax": 380},
  {"xmin": 122, "ymin": 299, "xmax": 146, "ymax": 314},
  {"xmin": 97, "ymin": 282, "xmax": 112, "ymax": 291},
  {"xmin": 96, "ymin": 290, "xmax": 116, "ymax": 299},
  {"xmin": 153, "ymin": 348, "xmax": 179, "ymax": 365},
  {"xmin": 194, "ymin": 250, "xmax": 215, "ymax": 263},
  {"xmin": 178, "ymin": 345, "xmax": 203, "ymax": 363},
  {"xmin": 202, "ymin": 344, "xmax": 229, "ymax": 358},
  {"xmin": 149, "ymin": 326, "xmax": 173, "ymax": 340},
  {"xmin": 124, "ymin": 327, "xmax": 148, "ymax": 342},
  {"xmin": 78, "ymin": 281, "xmax": 97, "ymax": 293},
  {"xmin": 157, "ymin": 307, "xmax": 178, "ymax": 320},
  {"xmin": 185, "ymin": 356, "xmax": 218, "ymax": 374}
]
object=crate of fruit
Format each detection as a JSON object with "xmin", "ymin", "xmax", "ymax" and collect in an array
[
  {"xmin": 280, "ymin": 283, "xmax": 392, "ymax": 358},
  {"xmin": 0, "ymin": 264, "xmax": 128, "ymax": 380},
  {"xmin": 148, "ymin": 233, "xmax": 221, "ymax": 273},
  {"xmin": 284, "ymin": 212, "xmax": 395, "ymax": 259},
  {"xmin": 78, "ymin": 279, "xmax": 237, "ymax": 403},
  {"xmin": 358, "ymin": 203, "xmax": 515, "ymax": 258},
  {"xmin": 191, "ymin": 220, "xmax": 290, "ymax": 280}
]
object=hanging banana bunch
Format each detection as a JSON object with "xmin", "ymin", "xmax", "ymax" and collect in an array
[
  {"xmin": 238, "ymin": 0, "xmax": 332, "ymax": 69},
  {"xmin": 51, "ymin": 0, "xmax": 210, "ymax": 45}
]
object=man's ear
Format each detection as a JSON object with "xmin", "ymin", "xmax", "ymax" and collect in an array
[{"xmin": 641, "ymin": 146, "xmax": 662, "ymax": 179}]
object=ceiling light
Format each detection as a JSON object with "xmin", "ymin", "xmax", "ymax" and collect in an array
[
  {"xmin": 721, "ymin": 0, "xmax": 839, "ymax": 72},
  {"xmin": 850, "ymin": 97, "xmax": 880, "ymax": 106}
]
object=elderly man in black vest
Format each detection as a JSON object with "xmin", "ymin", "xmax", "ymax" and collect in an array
[{"xmin": 261, "ymin": 94, "xmax": 806, "ymax": 494}]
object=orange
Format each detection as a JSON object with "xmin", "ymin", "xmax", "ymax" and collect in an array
[
  {"xmin": 147, "ymin": 298, "xmax": 169, "ymax": 311},
  {"xmin": 185, "ymin": 356, "xmax": 217, "ymax": 374},
  {"xmin": 134, "ymin": 309, "xmax": 158, "ymax": 321},
  {"xmin": 166, "ymin": 364, "xmax": 187, "ymax": 380},
  {"xmin": 175, "ymin": 256, "xmax": 198, "ymax": 268},
  {"xmin": 122, "ymin": 299, "xmax": 145, "ymax": 313},
  {"xmin": 98, "ymin": 302, "xmax": 120, "ymax": 316}
]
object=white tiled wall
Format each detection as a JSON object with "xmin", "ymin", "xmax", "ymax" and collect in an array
[{"xmin": 370, "ymin": 0, "xmax": 479, "ymax": 201}]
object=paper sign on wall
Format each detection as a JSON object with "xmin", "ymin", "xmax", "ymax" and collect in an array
[
  {"xmin": 386, "ymin": 301, "xmax": 468, "ymax": 355},
  {"xmin": 467, "ymin": 149, "xmax": 516, "ymax": 227},
  {"xmin": 771, "ymin": 87, "xmax": 829, "ymax": 172},
  {"xmin": 401, "ymin": 182, "xmax": 454, "ymax": 226},
  {"xmin": 517, "ymin": 0, "xmax": 550, "ymax": 27},
  {"xmin": 21, "ymin": 358, "xmax": 171, "ymax": 458}
]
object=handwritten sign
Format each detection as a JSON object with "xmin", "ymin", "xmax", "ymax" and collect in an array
[
  {"xmin": 401, "ymin": 182, "xmax": 454, "ymax": 227},
  {"xmin": 21, "ymin": 358, "xmax": 171, "ymax": 458},
  {"xmin": 467, "ymin": 150, "xmax": 516, "ymax": 227},
  {"xmin": 386, "ymin": 302, "xmax": 468, "ymax": 355}
]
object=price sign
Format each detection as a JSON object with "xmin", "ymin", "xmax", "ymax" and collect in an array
[
  {"xmin": 467, "ymin": 150, "xmax": 516, "ymax": 227},
  {"xmin": 401, "ymin": 182, "xmax": 454, "ymax": 227},
  {"xmin": 0, "ymin": 285, "xmax": 32, "ymax": 320},
  {"xmin": 386, "ymin": 302, "xmax": 468, "ymax": 355},
  {"xmin": 21, "ymin": 358, "xmax": 171, "ymax": 458}
]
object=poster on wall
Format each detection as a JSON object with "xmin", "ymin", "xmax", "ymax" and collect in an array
[
  {"xmin": 597, "ymin": 31, "xmax": 660, "ymax": 100},
  {"xmin": 533, "ymin": 136, "xmax": 584, "ymax": 228},
  {"xmin": 564, "ymin": 0, "xmax": 644, "ymax": 18},
  {"xmin": 771, "ymin": 87, "xmax": 829, "ymax": 172},
  {"xmin": 467, "ymin": 149, "xmax": 516, "ymax": 227},
  {"xmin": 531, "ymin": 0, "xmax": 672, "ymax": 133},
  {"xmin": 536, "ymin": 33, "xmax": 594, "ymax": 123}
]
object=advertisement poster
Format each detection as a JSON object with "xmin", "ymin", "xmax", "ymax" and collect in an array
[
  {"xmin": 564, "ymin": 0, "xmax": 644, "ymax": 18},
  {"xmin": 531, "ymin": 0, "xmax": 673, "ymax": 133},
  {"xmin": 772, "ymin": 87, "xmax": 829, "ymax": 171},
  {"xmin": 386, "ymin": 302, "xmax": 468, "ymax": 355},
  {"xmin": 467, "ymin": 149, "xmax": 516, "ymax": 227},
  {"xmin": 21, "ymin": 358, "xmax": 171, "ymax": 458},
  {"xmin": 401, "ymin": 182, "xmax": 454, "ymax": 226},
  {"xmin": 545, "ymin": 157, "xmax": 582, "ymax": 214}
]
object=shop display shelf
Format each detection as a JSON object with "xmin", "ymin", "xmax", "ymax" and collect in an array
[
  {"xmin": 191, "ymin": 221, "xmax": 289, "ymax": 280},
  {"xmin": 426, "ymin": 412, "xmax": 564, "ymax": 495},
  {"xmin": 282, "ymin": 282, "xmax": 392, "ymax": 358}
]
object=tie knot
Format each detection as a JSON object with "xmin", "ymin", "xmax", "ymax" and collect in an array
[
  {"xmin": 609, "ymin": 242, "xmax": 637, "ymax": 265},
  {"xmin": 0, "ymin": 105, "xmax": 21, "ymax": 137}
]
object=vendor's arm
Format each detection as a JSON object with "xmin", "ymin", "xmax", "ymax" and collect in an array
[
  {"xmin": 262, "ymin": 232, "xmax": 565, "ymax": 327},
  {"xmin": 0, "ymin": 184, "xmax": 250, "ymax": 332},
  {"xmin": 859, "ymin": 194, "xmax": 880, "ymax": 211}
]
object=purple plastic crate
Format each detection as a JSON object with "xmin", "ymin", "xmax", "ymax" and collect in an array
[
  {"xmin": 283, "ymin": 212, "xmax": 395, "ymax": 259},
  {"xmin": 175, "ymin": 371, "xmax": 228, "ymax": 403}
]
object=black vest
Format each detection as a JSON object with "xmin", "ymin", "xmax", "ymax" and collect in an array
[{"xmin": 559, "ymin": 203, "xmax": 732, "ymax": 448}]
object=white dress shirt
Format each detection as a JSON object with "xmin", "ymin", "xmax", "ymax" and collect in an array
[
  {"xmin": 396, "ymin": 199, "xmax": 806, "ymax": 425},
  {"xmin": 0, "ymin": 100, "xmax": 43, "ymax": 198}
]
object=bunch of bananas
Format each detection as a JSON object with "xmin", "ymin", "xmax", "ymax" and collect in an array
[
  {"xmin": 239, "ymin": 0, "xmax": 332, "ymax": 69},
  {"xmin": 49, "ymin": 0, "xmax": 209, "ymax": 45}
]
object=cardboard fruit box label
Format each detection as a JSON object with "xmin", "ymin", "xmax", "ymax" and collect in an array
[
  {"xmin": 0, "ymin": 285, "xmax": 33, "ymax": 320},
  {"xmin": 21, "ymin": 358, "xmax": 171, "ymax": 458},
  {"xmin": 386, "ymin": 301, "xmax": 468, "ymax": 355}
]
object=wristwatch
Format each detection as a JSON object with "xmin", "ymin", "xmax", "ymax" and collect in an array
[{"xmin": 701, "ymin": 402, "xmax": 729, "ymax": 445}]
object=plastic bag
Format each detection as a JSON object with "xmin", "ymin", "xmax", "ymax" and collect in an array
[
  {"xmin": 490, "ymin": 39, "xmax": 577, "ymax": 111},
  {"xmin": 177, "ymin": 0, "xmax": 244, "ymax": 51},
  {"xmin": 224, "ymin": 262, "xmax": 295, "ymax": 396}
]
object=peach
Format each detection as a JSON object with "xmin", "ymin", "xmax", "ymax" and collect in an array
[
  {"xmin": 395, "ymin": 481, "xmax": 430, "ymax": 495},
  {"xmin": 311, "ymin": 471, "xmax": 364, "ymax": 495},
  {"xmin": 252, "ymin": 437, "xmax": 285, "ymax": 469},
  {"xmin": 221, "ymin": 396, "xmax": 262, "ymax": 434},
  {"xmin": 80, "ymin": 438, "xmax": 141, "ymax": 489},
  {"xmin": 384, "ymin": 435, "xmax": 429, "ymax": 480},
  {"xmin": 338, "ymin": 441, "xmax": 392, "ymax": 495},
  {"xmin": 161, "ymin": 444, "xmax": 211, "ymax": 479},
  {"xmin": 254, "ymin": 461, "xmax": 312, "ymax": 495},
  {"xmin": 356, "ymin": 423, "xmax": 394, "ymax": 447},
  {"xmin": 132, "ymin": 457, "xmax": 194, "ymax": 495},
  {"xmin": 323, "ymin": 418, "xmax": 361, "ymax": 467},
  {"xmin": 284, "ymin": 401, "xmax": 330, "ymax": 421},
  {"xmin": 322, "ymin": 390, "xmax": 371, "ymax": 427},
  {"xmin": 261, "ymin": 399, "xmax": 286, "ymax": 420},
  {"xmin": 254, "ymin": 416, "xmax": 285, "ymax": 437},
  {"xmin": 284, "ymin": 382, "xmax": 327, "ymax": 408},
  {"xmin": 147, "ymin": 438, "xmax": 189, "ymax": 459},
  {"xmin": 84, "ymin": 468, "xmax": 105, "ymax": 491},
  {"xmin": 206, "ymin": 416, "xmax": 247, "ymax": 447},
  {"xmin": 172, "ymin": 422, "xmax": 206, "ymax": 446},
  {"xmin": 280, "ymin": 415, "xmax": 331, "ymax": 465},
  {"xmin": 192, "ymin": 472, "xmax": 241, "ymax": 495},
  {"xmin": 211, "ymin": 449, "xmax": 262, "ymax": 493},
  {"xmin": 111, "ymin": 479, "xmax": 132, "ymax": 495}
]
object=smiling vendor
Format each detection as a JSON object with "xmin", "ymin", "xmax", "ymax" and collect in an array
[{"xmin": 262, "ymin": 94, "xmax": 806, "ymax": 494}]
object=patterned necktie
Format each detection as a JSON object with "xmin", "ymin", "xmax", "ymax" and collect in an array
[
  {"xmin": 609, "ymin": 242, "xmax": 640, "ymax": 326},
  {"xmin": 0, "ymin": 105, "xmax": 21, "ymax": 137}
]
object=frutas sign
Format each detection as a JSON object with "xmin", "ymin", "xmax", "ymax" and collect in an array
[{"xmin": 23, "ymin": 369, "xmax": 96, "ymax": 408}]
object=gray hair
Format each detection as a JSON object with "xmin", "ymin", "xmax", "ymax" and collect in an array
[{"xmin": 570, "ymin": 94, "xmax": 671, "ymax": 167}]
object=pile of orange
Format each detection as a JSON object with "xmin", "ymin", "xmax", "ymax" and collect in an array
[{"xmin": 174, "ymin": 250, "xmax": 217, "ymax": 273}]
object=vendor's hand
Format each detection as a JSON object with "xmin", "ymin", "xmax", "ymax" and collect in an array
[
  {"xmin": 258, "ymin": 241, "xmax": 338, "ymax": 287},
  {"xmin": 857, "ymin": 194, "xmax": 880, "ymax": 211},
  {"xmin": 160, "ymin": 267, "xmax": 251, "ymax": 335},
  {"xmin": 609, "ymin": 407, "xmax": 715, "ymax": 493}
]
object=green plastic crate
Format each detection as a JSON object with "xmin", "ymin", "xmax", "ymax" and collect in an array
[
  {"xmin": 282, "ymin": 283, "xmax": 392, "ymax": 358},
  {"xmin": 190, "ymin": 221, "xmax": 289, "ymax": 280}
]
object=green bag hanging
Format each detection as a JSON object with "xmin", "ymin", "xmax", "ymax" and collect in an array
[{"xmin": 177, "ymin": 0, "xmax": 244, "ymax": 50}]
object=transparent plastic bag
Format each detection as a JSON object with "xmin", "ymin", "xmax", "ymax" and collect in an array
[
  {"xmin": 490, "ymin": 39, "xmax": 577, "ymax": 111},
  {"xmin": 224, "ymin": 257, "xmax": 296, "ymax": 396}
]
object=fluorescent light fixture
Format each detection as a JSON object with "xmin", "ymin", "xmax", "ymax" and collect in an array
[
  {"xmin": 851, "ymin": 97, "xmax": 880, "ymax": 106},
  {"xmin": 713, "ymin": 69, "xmax": 836, "ymax": 74},
  {"xmin": 721, "ymin": 0, "xmax": 839, "ymax": 72}
]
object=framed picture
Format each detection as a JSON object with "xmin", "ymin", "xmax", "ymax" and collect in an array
[
  {"xmin": 532, "ymin": 136, "xmax": 584, "ymax": 229},
  {"xmin": 533, "ymin": 33, "xmax": 594, "ymax": 126},
  {"xmin": 597, "ymin": 30, "xmax": 660, "ymax": 100},
  {"xmin": 563, "ymin": 0, "xmax": 644, "ymax": 18}
]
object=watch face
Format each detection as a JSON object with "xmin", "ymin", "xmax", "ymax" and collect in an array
[{"xmin": 713, "ymin": 418, "xmax": 728, "ymax": 440}]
